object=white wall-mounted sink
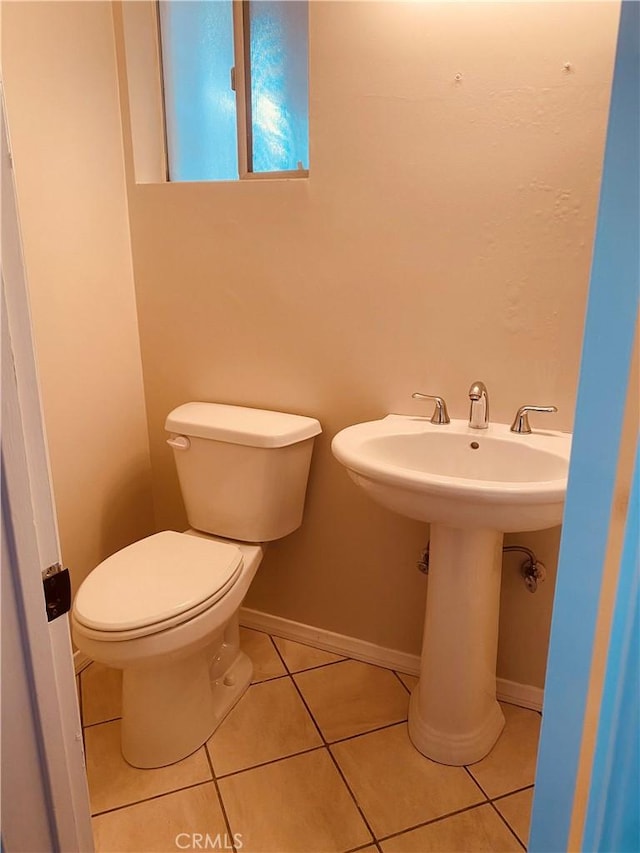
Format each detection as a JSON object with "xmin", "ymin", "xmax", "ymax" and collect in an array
[
  {"xmin": 332, "ymin": 414, "xmax": 572, "ymax": 766},
  {"xmin": 331, "ymin": 415, "xmax": 571, "ymax": 532}
]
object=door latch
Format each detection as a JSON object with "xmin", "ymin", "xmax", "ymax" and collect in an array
[{"xmin": 42, "ymin": 562, "xmax": 71, "ymax": 622}]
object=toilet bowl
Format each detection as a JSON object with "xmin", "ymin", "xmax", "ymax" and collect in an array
[{"xmin": 72, "ymin": 403, "xmax": 321, "ymax": 768}]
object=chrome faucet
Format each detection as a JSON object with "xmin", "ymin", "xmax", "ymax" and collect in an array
[{"xmin": 468, "ymin": 381, "xmax": 489, "ymax": 429}]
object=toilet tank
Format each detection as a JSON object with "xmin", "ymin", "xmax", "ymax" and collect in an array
[{"xmin": 165, "ymin": 403, "xmax": 322, "ymax": 542}]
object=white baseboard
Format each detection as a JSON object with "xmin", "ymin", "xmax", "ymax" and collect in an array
[
  {"xmin": 494, "ymin": 677, "xmax": 543, "ymax": 712},
  {"xmin": 240, "ymin": 607, "xmax": 422, "ymax": 675},
  {"xmin": 73, "ymin": 649, "xmax": 92, "ymax": 675},
  {"xmin": 240, "ymin": 607, "xmax": 543, "ymax": 712}
]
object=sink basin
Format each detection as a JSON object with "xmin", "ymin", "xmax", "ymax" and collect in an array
[
  {"xmin": 331, "ymin": 415, "xmax": 571, "ymax": 532},
  {"xmin": 332, "ymin": 413, "xmax": 572, "ymax": 766}
]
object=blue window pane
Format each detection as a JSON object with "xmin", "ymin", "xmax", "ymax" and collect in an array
[
  {"xmin": 248, "ymin": 1, "xmax": 309, "ymax": 173},
  {"xmin": 159, "ymin": 1, "xmax": 238, "ymax": 181}
]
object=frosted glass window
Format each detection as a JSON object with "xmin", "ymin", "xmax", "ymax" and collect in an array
[
  {"xmin": 247, "ymin": 1, "xmax": 309, "ymax": 173},
  {"xmin": 159, "ymin": 0, "xmax": 238, "ymax": 181},
  {"xmin": 158, "ymin": 0, "xmax": 309, "ymax": 181}
]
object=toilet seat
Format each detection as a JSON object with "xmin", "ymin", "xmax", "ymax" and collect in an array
[{"xmin": 73, "ymin": 531, "xmax": 243, "ymax": 640}]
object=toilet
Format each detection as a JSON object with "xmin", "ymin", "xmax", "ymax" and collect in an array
[{"xmin": 72, "ymin": 402, "xmax": 321, "ymax": 768}]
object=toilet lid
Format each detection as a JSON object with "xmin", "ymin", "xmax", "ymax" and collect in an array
[{"xmin": 73, "ymin": 531, "xmax": 243, "ymax": 632}]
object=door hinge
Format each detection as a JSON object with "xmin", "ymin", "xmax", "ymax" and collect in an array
[
  {"xmin": 42, "ymin": 562, "xmax": 71, "ymax": 622},
  {"xmin": 230, "ymin": 66, "xmax": 236, "ymax": 91}
]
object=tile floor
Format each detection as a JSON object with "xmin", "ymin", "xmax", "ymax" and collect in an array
[{"xmin": 78, "ymin": 628, "xmax": 539, "ymax": 853}]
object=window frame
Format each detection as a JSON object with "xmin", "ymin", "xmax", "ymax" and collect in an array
[{"xmin": 159, "ymin": 0, "xmax": 309, "ymax": 182}]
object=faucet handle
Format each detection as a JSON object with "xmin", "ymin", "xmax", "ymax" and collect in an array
[
  {"xmin": 510, "ymin": 405, "xmax": 558, "ymax": 434},
  {"xmin": 411, "ymin": 393, "xmax": 451, "ymax": 425}
]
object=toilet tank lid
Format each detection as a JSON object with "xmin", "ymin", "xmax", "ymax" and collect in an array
[{"xmin": 165, "ymin": 402, "xmax": 322, "ymax": 448}]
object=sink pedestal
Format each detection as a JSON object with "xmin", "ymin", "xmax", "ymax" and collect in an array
[
  {"xmin": 332, "ymin": 414, "xmax": 570, "ymax": 762},
  {"xmin": 408, "ymin": 523, "xmax": 506, "ymax": 765}
]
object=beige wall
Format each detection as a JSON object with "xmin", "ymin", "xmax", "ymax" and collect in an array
[
  {"xmin": 119, "ymin": 1, "xmax": 619, "ymax": 687},
  {"xmin": 2, "ymin": 1, "xmax": 155, "ymax": 595}
]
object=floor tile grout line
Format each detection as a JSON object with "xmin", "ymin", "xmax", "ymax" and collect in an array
[
  {"xmin": 225, "ymin": 636, "xmax": 380, "ymax": 852},
  {"xmin": 283, "ymin": 653, "xmax": 379, "ymax": 848},
  {"xmin": 375, "ymin": 798, "xmax": 494, "ymax": 845},
  {"xmin": 284, "ymin": 657, "xmax": 348, "ymax": 676},
  {"xmin": 497, "ymin": 699, "xmax": 543, "ymax": 721},
  {"xmin": 270, "ymin": 630, "xmax": 437, "ymax": 848},
  {"xmin": 208, "ymin": 713, "xmax": 406, "ymax": 780},
  {"xmin": 267, "ymin": 631, "xmax": 294, "ymax": 675},
  {"xmin": 488, "ymin": 798, "xmax": 527, "ymax": 851},
  {"xmin": 288, "ymin": 662, "xmax": 414, "ymax": 735},
  {"xmin": 225, "ymin": 638, "xmax": 409, "ymax": 776},
  {"xmin": 270, "ymin": 638, "xmax": 364, "ymax": 751},
  {"xmin": 249, "ymin": 672, "xmax": 289, "ymax": 687},
  {"xmin": 328, "ymin": 718, "xmax": 409, "ymax": 747},
  {"xmin": 207, "ymin": 717, "xmax": 414, "ymax": 782},
  {"xmin": 344, "ymin": 844, "xmax": 381, "ymax": 853},
  {"xmin": 214, "ymin": 744, "xmax": 327, "ymax": 781},
  {"xmin": 462, "ymin": 766, "xmax": 529, "ymax": 851},
  {"xmin": 266, "ymin": 631, "xmax": 348, "ymax": 678},
  {"xmin": 265, "ymin": 639, "xmax": 342, "ymax": 757},
  {"xmin": 286, "ymin": 674, "xmax": 410, "ymax": 747},
  {"xmin": 90, "ymin": 778, "xmax": 218, "ymax": 819},
  {"xmin": 83, "ymin": 715, "xmax": 123, "ymax": 730},
  {"xmin": 463, "ymin": 764, "xmax": 492, "ymax": 800},
  {"xmin": 275, "ymin": 663, "xmax": 326, "ymax": 746},
  {"xmin": 331, "ymin": 767, "xmax": 533, "ymax": 846},
  {"xmin": 463, "ymin": 765, "xmax": 535, "ymax": 807},
  {"xmin": 245, "ymin": 627, "xmax": 349, "ymax": 676},
  {"xmin": 292, "ymin": 655, "xmax": 410, "ymax": 680},
  {"xmin": 491, "ymin": 783, "xmax": 535, "ymax": 802},
  {"xmin": 325, "ymin": 747, "xmax": 377, "ymax": 847},
  {"xmin": 250, "ymin": 672, "xmax": 290, "ymax": 686},
  {"xmin": 259, "ymin": 626, "xmax": 420, "ymax": 682},
  {"xmin": 391, "ymin": 670, "xmax": 412, "ymax": 694},
  {"xmin": 204, "ymin": 742, "xmax": 240, "ymax": 853}
]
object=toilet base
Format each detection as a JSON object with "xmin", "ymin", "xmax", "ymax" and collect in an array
[
  {"xmin": 121, "ymin": 620, "xmax": 253, "ymax": 769},
  {"xmin": 211, "ymin": 649, "xmax": 253, "ymax": 730}
]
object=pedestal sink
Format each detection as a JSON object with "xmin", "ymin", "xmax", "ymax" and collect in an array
[{"xmin": 331, "ymin": 415, "xmax": 571, "ymax": 765}]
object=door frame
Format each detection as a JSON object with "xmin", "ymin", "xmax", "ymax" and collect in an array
[
  {"xmin": 1, "ymin": 84, "xmax": 94, "ymax": 853},
  {"xmin": 529, "ymin": 2, "xmax": 639, "ymax": 849}
]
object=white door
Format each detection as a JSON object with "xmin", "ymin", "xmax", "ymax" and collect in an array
[{"xmin": 1, "ymin": 86, "xmax": 94, "ymax": 852}]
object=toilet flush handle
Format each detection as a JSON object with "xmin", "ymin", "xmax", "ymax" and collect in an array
[{"xmin": 166, "ymin": 435, "xmax": 191, "ymax": 451}]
